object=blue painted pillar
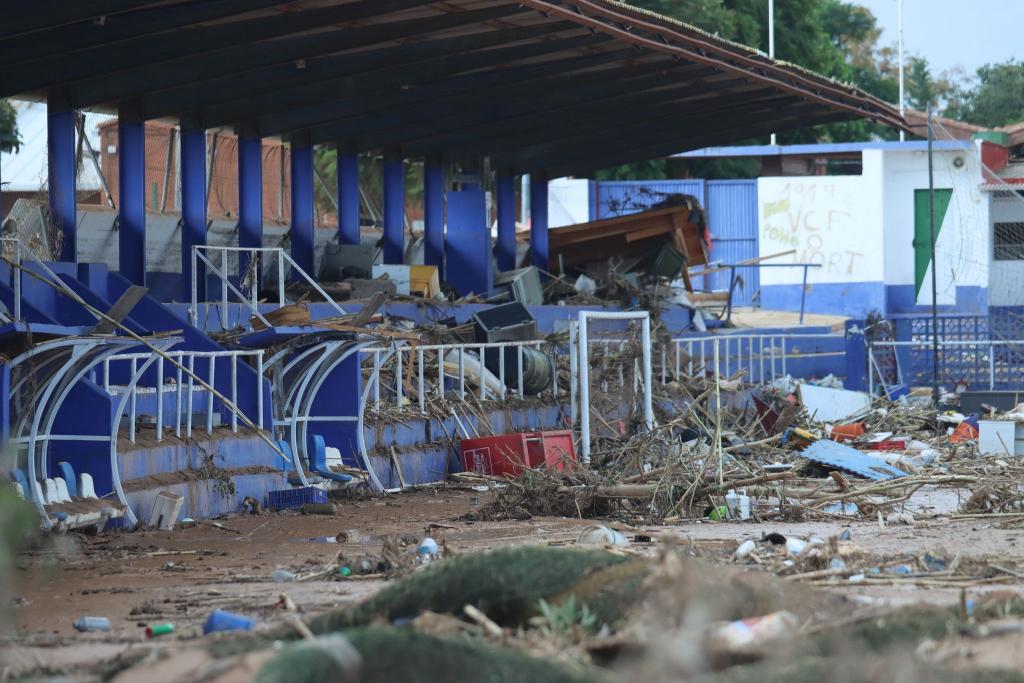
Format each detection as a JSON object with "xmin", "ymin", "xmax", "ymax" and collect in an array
[
  {"xmin": 382, "ymin": 155, "xmax": 404, "ymax": 264},
  {"xmin": 844, "ymin": 319, "xmax": 867, "ymax": 392},
  {"xmin": 423, "ymin": 160, "xmax": 444, "ymax": 268},
  {"xmin": 496, "ymin": 173, "xmax": 516, "ymax": 272},
  {"xmin": 338, "ymin": 152, "xmax": 360, "ymax": 245},
  {"xmin": 118, "ymin": 109, "xmax": 146, "ymax": 285},
  {"xmin": 290, "ymin": 137, "xmax": 314, "ymax": 275},
  {"xmin": 529, "ymin": 173, "xmax": 549, "ymax": 275},
  {"xmin": 47, "ymin": 106, "xmax": 77, "ymax": 262},
  {"xmin": 238, "ymin": 134, "xmax": 263, "ymax": 281},
  {"xmin": 181, "ymin": 128, "xmax": 207, "ymax": 302}
]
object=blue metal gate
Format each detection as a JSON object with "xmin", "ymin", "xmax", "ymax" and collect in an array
[
  {"xmin": 595, "ymin": 180, "xmax": 706, "ymax": 219},
  {"xmin": 594, "ymin": 179, "xmax": 759, "ymax": 304},
  {"xmin": 706, "ymin": 180, "xmax": 758, "ymax": 305}
]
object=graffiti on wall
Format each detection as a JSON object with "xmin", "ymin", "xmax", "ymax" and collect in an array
[{"xmin": 759, "ymin": 178, "xmax": 881, "ymax": 285}]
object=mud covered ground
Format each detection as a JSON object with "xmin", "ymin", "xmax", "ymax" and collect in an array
[{"xmin": 6, "ymin": 487, "xmax": 1024, "ymax": 679}]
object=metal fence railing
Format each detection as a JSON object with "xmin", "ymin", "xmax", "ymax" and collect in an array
[
  {"xmin": 360, "ymin": 339, "xmax": 556, "ymax": 412},
  {"xmin": 101, "ymin": 349, "xmax": 265, "ymax": 443},
  {"xmin": 671, "ymin": 333, "xmax": 844, "ymax": 385},
  {"xmin": 868, "ymin": 339, "xmax": 1024, "ymax": 394},
  {"xmin": 190, "ymin": 245, "xmax": 346, "ymax": 331}
]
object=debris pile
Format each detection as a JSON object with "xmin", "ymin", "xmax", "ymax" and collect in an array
[{"xmin": 105, "ymin": 547, "xmax": 1024, "ymax": 683}]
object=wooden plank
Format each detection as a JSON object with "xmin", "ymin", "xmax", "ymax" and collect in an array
[{"xmin": 89, "ymin": 285, "xmax": 148, "ymax": 334}]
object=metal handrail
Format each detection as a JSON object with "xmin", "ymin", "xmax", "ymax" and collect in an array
[
  {"xmin": 101, "ymin": 348, "xmax": 265, "ymax": 442},
  {"xmin": 670, "ymin": 332, "xmax": 842, "ymax": 384},
  {"xmin": 190, "ymin": 245, "xmax": 346, "ymax": 331},
  {"xmin": 359, "ymin": 339, "xmax": 554, "ymax": 410}
]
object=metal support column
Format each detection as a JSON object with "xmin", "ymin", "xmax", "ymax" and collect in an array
[
  {"xmin": 423, "ymin": 159, "xmax": 444, "ymax": 268},
  {"xmin": 118, "ymin": 108, "xmax": 146, "ymax": 285},
  {"xmin": 47, "ymin": 104, "xmax": 77, "ymax": 262},
  {"xmin": 290, "ymin": 135, "xmax": 314, "ymax": 275},
  {"xmin": 238, "ymin": 134, "xmax": 263, "ymax": 280},
  {"xmin": 382, "ymin": 155, "xmax": 404, "ymax": 264},
  {"xmin": 529, "ymin": 173, "xmax": 548, "ymax": 277},
  {"xmin": 496, "ymin": 173, "xmax": 516, "ymax": 272},
  {"xmin": 338, "ymin": 152, "xmax": 360, "ymax": 246},
  {"xmin": 181, "ymin": 128, "xmax": 207, "ymax": 302}
]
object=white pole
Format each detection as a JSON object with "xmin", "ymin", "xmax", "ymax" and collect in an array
[
  {"xmin": 520, "ymin": 174, "xmax": 530, "ymax": 225},
  {"xmin": 769, "ymin": 0, "xmax": 777, "ymax": 146},
  {"xmin": 898, "ymin": 0, "xmax": 906, "ymax": 141}
]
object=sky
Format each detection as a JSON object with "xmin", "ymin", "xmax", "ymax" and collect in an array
[{"xmin": 853, "ymin": 0, "xmax": 1021, "ymax": 77}]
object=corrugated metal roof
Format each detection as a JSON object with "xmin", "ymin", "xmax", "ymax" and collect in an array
[{"xmin": 0, "ymin": 99, "xmax": 114, "ymax": 193}]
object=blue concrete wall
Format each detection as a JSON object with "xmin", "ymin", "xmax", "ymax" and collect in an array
[
  {"xmin": 126, "ymin": 471, "xmax": 289, "ymax": 523},
  {"xmin": 118, "ymin": 433, "xmax": 282, "ymax": 483},
  {"xmin": 761, "ymin": 282, "xmax": 887, "ymax": 318},
  {"xmin": 885, "ymin": 284, "xmax": 988, "ymax": 315}
]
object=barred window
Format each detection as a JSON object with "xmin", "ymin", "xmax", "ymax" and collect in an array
[{"xmin": 994, "ymin": 222, "xmax": 1024, "ymax": 260}]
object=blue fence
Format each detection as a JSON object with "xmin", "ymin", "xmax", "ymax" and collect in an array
[
  {"xmin": 594, "ymin": 179, "xmax": 759, "ymax": 304},
  {"xmin": 870, "ymin": 313, "xmax": 1024, "ymax": 392}
]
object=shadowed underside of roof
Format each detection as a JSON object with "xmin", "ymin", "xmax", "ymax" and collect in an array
[{"xmin": 0, "ymin": 0, "xmax": 906, "ymax": 177}]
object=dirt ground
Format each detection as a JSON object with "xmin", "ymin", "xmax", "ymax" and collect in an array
[{"xmin": 5, "ymin": 486, "xmax": 1024, "ymax": 678}]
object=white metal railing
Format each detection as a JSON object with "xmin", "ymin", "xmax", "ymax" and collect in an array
[
  {"xmin": 100, "ymin": 349, "xmax": 265, "ymax": 443},
  {"xmin": 867, "ymin": 339, "xmax": 1024, "ymax": 395},
  {"xmin": 190, "ymin": 245, "xmax": 346, "ymax": 331},
  {"xmin": 670, "ymin": 333, "xmax": 843, "ymax": 385},
  {"xmin": 0, "ymin": 236, "xmax": 81, "ymax": 323},
  {"xmin": 360, "ymin": 339, "xmax": 555, "ymax": 411}
]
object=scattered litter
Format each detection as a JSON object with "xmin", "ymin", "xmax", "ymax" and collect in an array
[
  {"xmin": 203, "ymin": 609, "xmax": 255, "ymax": 634},
  {"xmin": 576, "ymin": 524, "xmax": 630, "ymax": 547},
  {"xmin": 800, "ymin": 440, "xmax": 907, "ymax": 481},
  {"xmin": 145, "ymin": 623, "xmax": 174, "ymax": 638},
  {"xmin": 73, "ymin": 616, "xmax": 110, "ymax": 632}
]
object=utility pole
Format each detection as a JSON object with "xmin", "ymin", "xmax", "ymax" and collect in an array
[
  {"xmin": 898, "ymin": 0, "xmax": 906, "ymax": 140},
  {"xmin": 927, "ymin": 107, "xmax": 940, "ymax": 406},
  {"xmin": 769, "ymin": 0, "xmax": 777, "ymax": 146}
]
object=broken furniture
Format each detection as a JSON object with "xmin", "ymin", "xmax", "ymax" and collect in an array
[
  {"xmin": 547, "ymin": 203, "xmax": 709, "ymax": 288},
  {"xmin": 472, "ymin": 302, "xmax": 552, "ymax": 395}
]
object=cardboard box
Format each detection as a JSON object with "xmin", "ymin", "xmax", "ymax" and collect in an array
[{"xmin": 409, "ymin": 265, "xmax": 440, "ymax": 299}]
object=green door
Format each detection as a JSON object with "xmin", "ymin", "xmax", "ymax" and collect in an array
[{"xmin": 913, "ymin": 188, "xmax": 952, "ymax": 300}]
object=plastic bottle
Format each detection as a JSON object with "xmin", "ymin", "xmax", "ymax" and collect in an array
[
  {"xmin": 785, "ymin": 537, "xmax": 807, "ymax": 557},
  {"xmin": 203, "ymin": 610, "xmax": 254, "ymax": 635},
  {"xmin": 74, "ymin": 616, "xmax": 111, "ymax": 632},
  {"xmin": 272, "ymin": 569, "xmax": 297, "ymax": 583},
  {"xmin": 418, "ymin": 537, "xmax": 440, "ymax": 557},
  {"xmin": 735, "ymin": 539, "xmax": 756, "ymax": 560}
]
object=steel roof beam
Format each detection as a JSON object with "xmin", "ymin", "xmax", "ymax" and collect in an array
[
  {"xmin": 539, "ymin": 111, "xmax": 853, "ymax": 177},
  {"xmin": 137, "ymin": 21, "xmax": 588, "ymax": 120},
  {"xmin": 392, "ymin": 70, "xmax": 741, "ymax": 156},
  {"xmin": 1, "ymin": 1, "xmax": 163, "ymax": 40},
  {"xmin": 298, "ymin": 53, "xmax": 668, "ymax": 144},
  {"xmin": 192, "ymin": 30, "xmax": 605, "ymax": 130},
  {"xmin": 495, "ymin": 101, "xmax": 829, "ymax": 170},
  {"xmin": 5, "ymin": 0, "xmax": 289, "ymax": 66},
  {"xmin": 62, "ymin": 4, "xmax": 532, "ymax": 107},
  {"xmin": 415, "ymin": 87, "xmax": 788, "ymax": 161},
  {"xmin": 2, "ymin": 0, "xmax": 439, "ymax": 97}
]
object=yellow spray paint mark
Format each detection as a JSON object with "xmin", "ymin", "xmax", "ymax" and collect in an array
[{"xmin": 763, "ymin": 197, "xmax": 790, "ymax": 219}]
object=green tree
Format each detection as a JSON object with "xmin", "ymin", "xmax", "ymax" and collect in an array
[
  {"xmin": 945, "ymin": 60, "xmax": 1024, "ymax": 128},
  {"xmin": 0, "ymin": 99, "xmax": 20, "ymax": 153}
]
